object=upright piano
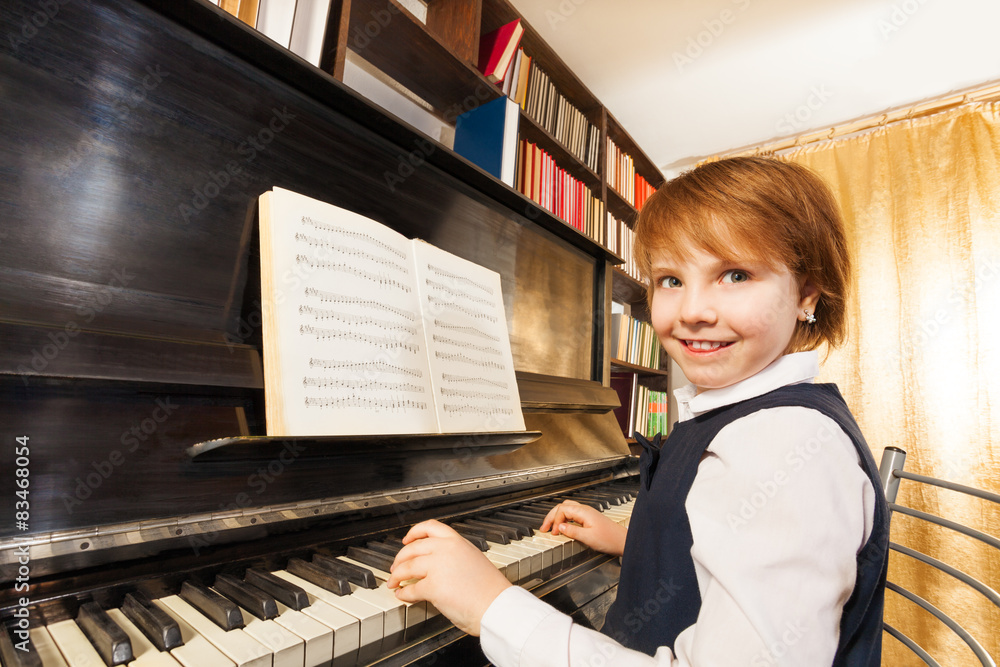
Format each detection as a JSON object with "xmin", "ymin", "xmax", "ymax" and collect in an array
[{"xmin": 0, "ymin": 0, "xmax": 639, "ymax": 664}]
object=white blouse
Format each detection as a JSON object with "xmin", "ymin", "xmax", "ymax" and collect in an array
[{"xmin": 480, "ymin": 351, "xmax": 877, "ymax": 667}]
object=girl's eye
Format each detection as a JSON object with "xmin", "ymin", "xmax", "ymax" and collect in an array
[
  {"xmin": 722, "ymin": 270, "xmax": 749, "ymax": 284},
  {"xmin": 659, "ymin": 276, "xmax": 682, "ymax": 289}
]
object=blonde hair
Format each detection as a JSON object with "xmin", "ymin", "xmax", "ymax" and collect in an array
[{"xmin": 633, "ymin": 157, "xmax": 850, "ymax": 352}]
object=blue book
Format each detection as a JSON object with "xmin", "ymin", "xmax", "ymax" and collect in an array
[{"xmin": 454, "ymin": 96, "xmax": 519, "ymax": 186}]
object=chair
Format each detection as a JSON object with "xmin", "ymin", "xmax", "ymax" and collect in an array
[{"xmin": 878, "ymin": 446, "xmax": 1000, "ymax": 666}]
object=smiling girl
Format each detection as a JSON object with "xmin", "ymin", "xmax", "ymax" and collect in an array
[{"xmin": 388, "ymin": 157, "xmax": 890, "ymax": 666}]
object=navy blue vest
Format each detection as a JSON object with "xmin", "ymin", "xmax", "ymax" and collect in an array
[{"xmin": 601, "ymin": 383, "xmax": 889, "ymax": 665}]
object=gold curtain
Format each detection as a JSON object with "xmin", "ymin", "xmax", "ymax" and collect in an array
[{"xmin": 781, "ymin": 103, "xmax": 1000, "ymax": 666}]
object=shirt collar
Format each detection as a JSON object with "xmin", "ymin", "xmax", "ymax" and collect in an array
[{"xmin": 674, "ymin": 350, "xmax": 819, "ymax": 422}]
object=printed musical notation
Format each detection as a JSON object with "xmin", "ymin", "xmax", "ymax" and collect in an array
[
  {"xmin": 309, "ymin": 358, "xmax": 424, "ymax": 378},
  {"xmin": 300, "ymin": 305, "xmax": 418, "ymax": 335},
  {"xmin": 303, "ymin": 288, "xmax": 416, "ymax": 320},
  {"xmin": 434, "ymin": 351, "xmax": 506, "ymax": 370},
  {"xmin": 301, "ymin": 215, "xmax": 408, "ymax": 260},
  {"xmin": 425, "ymin": 278, "xmax": 494, "ymax": 307},
  {"xmin": 433, "ymin": 320, "xmax": 500, "ymax": 342},
  {"xmin": 440, "ymin": 374, "xmax": 508, "ymax": 389},
  {"xmin": 299, "ymin": 324, "xmax": 420, "ymax": 353},
  {"xmin": 432, "ymin": 334, "xmax": 501, "ymax": 356},
  {"xmin": 296, "ymin": 255, "xmax": 411, "ymax": 292},
  {"xmin": 260, "ymin": 187, "xmax": 524, "ymax": 435},
  {"xmin": 304, "ymin": 396, "xmax": 429, "ymax": 412},
  {"xmin": 427, "ymin": 295, "xmax": 497, "ymax": 322},
  {"xmin": 295, "ymin": 232, "xmax": 410, "ymax": 275},
  {"xmin": 427, "ymin": 263, "xmax": 494, "ymax": 295},
  {"xmin": 303, "ymin": 377, "xmax": 426, "ymax": 394}
]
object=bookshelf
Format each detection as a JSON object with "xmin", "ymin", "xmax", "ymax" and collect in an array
[{"xmin": 208, "ymin": 0, "xmax": 670, "ymax": 434}]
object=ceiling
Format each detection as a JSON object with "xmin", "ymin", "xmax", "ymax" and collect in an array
[{"xmin": 508, "ymin": 0, "xmax": 1000, "ymax": 177}]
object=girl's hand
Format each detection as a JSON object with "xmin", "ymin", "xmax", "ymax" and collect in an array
[
  {"xmin": 541, "ymin": 500, "xmax": 627, "ymax": 557},
  {"xmin": 387, "ymin": 520, "xmax": 511, "ymax": 637}
]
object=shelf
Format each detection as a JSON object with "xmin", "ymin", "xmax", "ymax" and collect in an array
[
  {"xmin": 610, "ymin": 358, "xmax": 668, "ymax": 377},
  {"xmin": 518, "ymin": 113, "xmax": 601, "ymax": 190},
  {"xmin": 605, "ymin": 185, "xmax": 639, "ymax": 224},
  {"xmin": 605, "ymin": 110, "xmax": 666, "ymax": 188},
  {"xmin": 611, "ymin": 266, "xmax": 647, "ymax": 306},
  {"xmin": 348, "ymin": 0, "xmax": 504, "ymax": 115}
]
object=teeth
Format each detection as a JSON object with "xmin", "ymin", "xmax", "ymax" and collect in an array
[{"xmin": 686, "ymin": 340, "xmax": 726, "ymax": 350}]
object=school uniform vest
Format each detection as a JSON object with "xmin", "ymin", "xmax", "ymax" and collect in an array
[{"xmin": 601, "ymin": 383, "xmax": 890, "ymax": 665}]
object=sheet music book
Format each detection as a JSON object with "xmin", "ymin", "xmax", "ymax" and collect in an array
[{"xmin": 258, "ymin": 187, "xmax": 525, "ymax": 437}]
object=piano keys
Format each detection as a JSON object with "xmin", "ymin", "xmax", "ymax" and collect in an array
[{"xmin": 3, "ymin": 483, "xmax": 635, "ymax": 666}]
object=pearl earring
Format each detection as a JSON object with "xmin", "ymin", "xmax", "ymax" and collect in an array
[{"xmin": 805, "ymin": 310, "xmax": 817, "ymax": 324}]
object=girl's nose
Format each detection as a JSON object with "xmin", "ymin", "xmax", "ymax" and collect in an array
[{"xmin": 679, "ymin": 287, "xmax": 718, "ymax": 325}]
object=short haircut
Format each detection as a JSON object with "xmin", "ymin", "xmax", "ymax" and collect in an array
[{"xmin": 633, "ymin": 156, "xmax": 850, "ymax": 352}]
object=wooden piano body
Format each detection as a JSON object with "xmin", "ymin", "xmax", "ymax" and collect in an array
[{"xmin": 0, "ymin": 0, "xmax": 637, "ymax": 663}]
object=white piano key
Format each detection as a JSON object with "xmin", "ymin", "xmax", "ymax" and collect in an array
[
  {"xmin": 489, "ymin": 541, "xmax": 541, "ymax": 577},
  {"xmin": 231, "ymin": 603, "xmax": 304, "ymax": 667},
  {"xmin": 149, "ymin": 600, "xmax": 234, "ymax": 667},
  {"xmin": 512, "ymin": 537, "xmax": 552, "ymax": 570},
  {"xmin": 272, "ymin": 603, "xmax": 333, "ymax": 667},
  {"xmin": 105, "ymin": 609, "xmax": 180, "ymax": 667},
  {"xmin": 273, "ymin": 570, "xmax": 378, "ymax": 660},
  {"xmin": 335, "ymin": 556, "xmax": 424, "ymax": 628},
  {"xmin": 46, "ymin": 619, "xmax": 105, "ymax": 667},
  {"xmin": 156, "ymin": 596, "xmax": 268, "ymax": 667},
  {"xmin": 482, "ymin": 549, "xmax": 519, "ymax": 583},
  {"xmin": 522, "ymin": 534, "xmax": 563, "ymax": 565},
  {"xmin": 30, "ymin": 627, "xmax": 69, "ymax": 667}
]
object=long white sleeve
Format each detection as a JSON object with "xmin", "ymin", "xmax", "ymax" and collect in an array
[{"xmin": 479, "ymin": 405, "xmax": 875, "ymax": 667}]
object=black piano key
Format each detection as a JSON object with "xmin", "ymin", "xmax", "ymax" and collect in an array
[
  {"xmin": 553, "ymin": 497, "xmax": 603, "ymax": 510},
  {"xmin": 494, "ymin": 511, "xmax": 544, "ymax": 530},
  {"xmin": 381, "ymin": 537, "xmax": 406, "ymax": 552},
  {"xmin": 179, "ymin": 581, "xmax": 244, "ymax": 631},
  {"xmin": 0, "ymin": 622, "xmax": 42, "ymax": 667},
  {"xmin": 121, "ymin": 591, "xmax": 183, "ymax": 652},
  {"xmin": 513, "ymin": 506, "xmax": 550, "ymax": 519},
  {"xmin": 312, "ymin": 554, "xmax": 378, "ymax": 589},
  {"xmin": 450, "ymin": 522, "xmax": 509, "ymax": 545},
  {"xmin": 245, "ymin": 568, "xmax": 310, "ymax": 611},
  {"xmin": 76, "ymin": 601, "xmax": 133, "ymax": 666},
  {"xmin": 483, "ymin": 515, "xmax": 534, "ymax": 537},
  {"xmin": 364, "ymin": 541, "xmax": 401, "ymax": 558},
  {"xmin": 463, "ymin": 519, "xmax": 521, "ymax": 541},
  {"xmin": 577, "ymin": 491, "xmax": 619, "ymax": 506},
  {"xmin": 569, "ymin": 493, "xmax": 611, "ymax": 510},
  {"xmin": 346, "ymin": 546, "xmax": 396, "ymax": 573},
  {"xmin": 286, "ymin": 558, "xmax": 352, "ymax": 596},
  {"xmin": 454, "ymin": 531, "xmax": 490, "ymax": 551},
  {"xmin": 213, "ymin": 574, "xmax": 278, "ymax": 620}
]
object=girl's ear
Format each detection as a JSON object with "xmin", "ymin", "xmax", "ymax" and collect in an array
[{"xmin": 797, "ymin": 279, "xmax": 820, "ymax": 319}]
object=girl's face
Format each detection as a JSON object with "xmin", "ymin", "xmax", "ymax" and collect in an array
[{"xmin": 649, "ymin": 245, "xmax": 818, "ymax": 393}]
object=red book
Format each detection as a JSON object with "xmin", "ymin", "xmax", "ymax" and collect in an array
[{"xmin": 478, "ymin": 19, "xmax": 524, "ymax": 84}]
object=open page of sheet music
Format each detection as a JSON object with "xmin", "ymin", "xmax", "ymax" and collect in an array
[{"xmin": 258, "ymin": 187, "xmax": 524, "ymax": 436}]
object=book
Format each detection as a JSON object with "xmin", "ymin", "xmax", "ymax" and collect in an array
[
  {"xmin": 257, "ymin": 187, "xmax": 526, "ymax": 437},
  {"xmin": 255, "ymin": 0, "xmax": 297, "ymax": 48},
  {"xmin": 288, "ymin": 0, "xmax": 330, "ymax": 67},
  {"xmin": 453, "ymin": 95, "xmax": 520, "ymax": 187},
  {"xmin": 477, "ymin": 19, "xmax": 524, "ymax": 84}
]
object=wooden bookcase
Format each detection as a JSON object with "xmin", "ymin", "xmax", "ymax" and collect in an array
[{"xmin": 214, "ymin": 0, "xmax": 670, "ymax": 432}]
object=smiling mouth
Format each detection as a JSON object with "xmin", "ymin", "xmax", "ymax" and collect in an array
[{"xmin": 682, "ymin": 340, "xmax": 734, "ymax": 351}]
